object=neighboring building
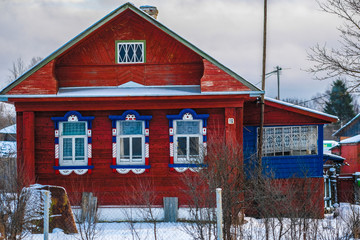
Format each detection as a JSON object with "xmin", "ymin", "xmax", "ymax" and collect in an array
[
  {"xmin": 330, "ymin": 135, "xmax": 360, "ymax": 203},
  {"xmin": 333, "ymin": 113, "xmax": 360, "ymax": 141},
  {"xmin": 0, "ymin": 124, "xmax": 16, "ymax": 141},
  {"xmin": 0, "ymin": 3, "xmax": 337, "ymax": 217},
  {"xmin": 0, "ymin": 124, "xmax": 16, "ymax": 158},
  {"xmin": 324, "ymin": 140, "xmax": 338, "ymax": 154}
]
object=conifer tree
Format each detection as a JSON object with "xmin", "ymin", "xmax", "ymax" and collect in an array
[{"xmin": 324, "ymin": 79, "xmax": 356, "ymax": 126}]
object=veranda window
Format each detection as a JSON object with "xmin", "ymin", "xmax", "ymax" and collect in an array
[{"xmin": 261, "ymin": 125, "xmax": 318, "ymax": 156}]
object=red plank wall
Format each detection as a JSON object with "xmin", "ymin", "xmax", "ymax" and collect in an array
[
  {"xmin": 8, "ymin": 61, "xmax": 58, "ymax": 95},
  {"xmin": 29, "ymin": 107, "xmax": 228, "ymax": 206},
  {"xmin": 244, "ymin": 101, "xmax": 331, "ymax": 125},
  {"xmin": 339, "ymin": 144, "xmax": 360, "ymax": 174},
  {"xmin": 54, "ymin": 10, "xmax": 204, "ymax": 88}
]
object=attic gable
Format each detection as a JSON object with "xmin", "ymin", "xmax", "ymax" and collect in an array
[{"xmin": 1, "ymin": 2, "xmax": 260, "ymax": 96}]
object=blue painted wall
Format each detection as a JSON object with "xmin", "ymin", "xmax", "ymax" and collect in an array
[
  {"xmin": 243, "ymin": 125, "xmax": 324, "ymax": 179},
  {"xmin": 341, "ymin": 121, "xmax": 360, "ymax": 137}
]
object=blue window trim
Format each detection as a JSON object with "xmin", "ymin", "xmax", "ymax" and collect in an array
[
  {"xmin": 109, "ymin": 110, "xmax": 152, "ymax": 174},
  {"xmin": 166, "ymin": 108, "xmax": 209, "ymax": 171},
  {"xmin": 169, "ymin": 164, "xmax": 208, "ymax": 168},
  {"xmin": 110, "ymin": 165, "xmax": 151, "ymax": 169},
  {"xmin": 53, "ymin": 165, "xmax": 94, "ymax": 170},
  {"xmin": 51, "ymin": 111, "xmax": 95, "ymax": 175}
]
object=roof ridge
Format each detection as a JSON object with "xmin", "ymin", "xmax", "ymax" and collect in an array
[{"xmin": 0, "ymin": 2, "xmax": 260, "ymax": 95}]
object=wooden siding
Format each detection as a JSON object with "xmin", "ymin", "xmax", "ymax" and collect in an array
[
  {"xmin": 25, "ymin": 107, "xmax": 227, "ymax": 205},
  {"xmin": 243, "ymin": 125, "xmax": 324, "ymax": 179},
  {"xmin": 200, "ymin": 59, "xmax": 251, "ymax": 92},
  {"xmin": 340, "ymin": 121, "xmax": 360, "ymax": 138},
  {"xmin": 7, "ymin": 61, "xmax": 58, "ymax": 95},
  {"xmin": 244, "ymin": 101, "xmax": 333, "ymax": 125},
  {"xmin": 338, "ymin": 144, "xmax": 360, "ymax": 174},
  {"xmin": 54, "ymin": 10, "xmax": 204, "ymax": 87}
]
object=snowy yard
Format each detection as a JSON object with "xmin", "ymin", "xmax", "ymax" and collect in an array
[{"xmin": 22, "ymin": 203, "xmax": 360, "ymax": 240}]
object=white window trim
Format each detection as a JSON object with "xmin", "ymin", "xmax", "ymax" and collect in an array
[
  {"xmin": 116, "ymin": 120, "xmax": 145, "ymax": 165},
  {"xmin": 59, "ymin": 121, "xmax": 88, "ymax": 166},
  {"xmin": 173, "ymin": 119, "xmax": 203, "ymax": 164}
]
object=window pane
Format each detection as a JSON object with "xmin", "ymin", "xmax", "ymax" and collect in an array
[
  {"xmin": 177, "ymin": 137, "xmax": 187, "ymax": 157},
  {"xmin": 127, "ymin": 44, "xmax": 134, "ymax": 62},
  {"xmin": 120, "ymin": 138, "xmax": 130, "ymax": 161},
  {"xmin": 63, "ymin": 122, "xmax": 86, "ymax": 135},
  {"xmin": 119, "ymin": 44, "xmax": 126, "ymax": 62},
  {"xmin": 75, "ymin": 138, "xmax": 85, "ymax": 161},
  {"xmin": 135, "ymin": 44, "xmax": 143, "ymax": 62},
  {"xmin": 63, "ymin": 138, "xmax": 72, "ymax": 161},
  {"xmin": 176, "ymin": 121, "xmax": 200, "ymax": 134},
  {"xmin": 120, "ymin": 121, "xmax": 143, "ymax": 135},
  {"xmin": 190, "ymin": 137, "xmax": 199, "ymax": 156},
  {"xmin": 132, "ymin": 137, "xmax": 142, "ymax": 161}
]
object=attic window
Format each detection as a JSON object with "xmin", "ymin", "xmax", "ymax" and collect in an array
[{"xmin": 116, "ymin": 41, "xmax": 145, "ymax": 64}]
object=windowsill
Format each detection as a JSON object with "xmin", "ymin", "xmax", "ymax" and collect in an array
[
  {"xmin": 53, "ymin": 165, "xmax": 94, "ymax": 170},
  {"xmin": 110, "ymin": 165, "xmax": 150, "ymax": 169},
  {"xmin": 169, "ymin": 164, "xmax": 207, "ymax": 168},
  {"xmin": 262, "ymin": 154, "xmax": 318, "ymax": 159}
]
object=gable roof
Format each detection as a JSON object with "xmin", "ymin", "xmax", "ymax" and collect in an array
[
  {"xmin": 333, "ymin": 113, "xmax": 360, "ymax": 137},
  {"xmin": 265, "ymin": 97, "xmax": 338, "ymax": 123},
  {"xmin": 0, "ymin": 2, "xmax": 260, "ymax": 96},
  {"xmin": 339, "ymin": 134, "xmax": 360, "ymax": 144}
]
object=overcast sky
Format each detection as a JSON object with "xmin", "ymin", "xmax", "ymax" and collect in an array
[{"xmin": 0, "ymin": 0, "xmax": 344, "ymax": 100}]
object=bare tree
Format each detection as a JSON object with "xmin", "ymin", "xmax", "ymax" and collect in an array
[
  {"xmin": 182, "ymin": 141, "xmax": 244, "ymax": 240},
  {"xmin": 8, "ymin": 57, "xmax": 42, "ymax": 82},
  {"xmin": 0, "ymin": 164, "xmax": 36, "ymax": 240},
  {"xmin": 308, "ymin": 0, "xmax": 360, "ymax": 91}
]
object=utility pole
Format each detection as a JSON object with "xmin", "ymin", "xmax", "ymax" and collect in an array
[
  {"xmin": 258, "ymin": 0, "xmax": 267, "ymax": 166},
  {"xmin": 265, "ymin": 66, "xmax": 282, "ymax": 100},
  {"xmin": 276, "ymin": 66, "xmax": 282, "ymax": 100}
]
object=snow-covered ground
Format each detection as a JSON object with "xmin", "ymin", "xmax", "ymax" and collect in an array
[{"xmin": 22, "ymin": 203, "xmax": 360, "ymax": 240}]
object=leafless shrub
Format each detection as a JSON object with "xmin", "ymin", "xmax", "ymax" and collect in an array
[
  {"xmin": 0, "ymin": 165, "xmax": 35, "ymax": 240},
  {"xmin": 74, "ymin": 192, "xmax": 100, "ymax": 240},
  {"xmin": 120, "ymin": 177, "xmax": 160, "ymax": 240},
  {"xmin": 181, "ymin": 141, "xmax": 244, "ymax": 240}
]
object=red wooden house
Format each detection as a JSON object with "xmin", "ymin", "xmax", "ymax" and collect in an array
[{"xmin": 0, "ymin": 3, "xmax": 337, "ymax": 215}]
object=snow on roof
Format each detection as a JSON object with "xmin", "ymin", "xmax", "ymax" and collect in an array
[
  {"xmin": 0, "ymin": 124, "xmax": 16, "ymax": 134},
  {"xmin": 333, "ymin": 113, "xmax": 360, "ymax": 136},
  {"xmin": 340, "ymin": 134, "xmax": 360, "ymax": 144},
  {"xmin": 265, "ymin": 97, "xmax": 338, "ymax": 121},
  {"xmin": 323, "ymin": 153, "xmax": 345, "ymax": 162},
  {"xmin": 55, "ymin": 85, "xmax": 261, "ymax": 97}
]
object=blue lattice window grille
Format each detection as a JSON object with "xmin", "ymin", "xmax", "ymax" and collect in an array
[
  {"xmin": 109, "ymin": 110, "xmax": 152, "ymax": 174},
  {"xmin": 51, "ymin": 111, "xmax": 95, "ymax": 176},
  {"xmin": 166, "ymin": 109, "xmax": 209, "ymax": 173},
  {"xmin": 116, "ymin": 41, "xmax": 145, "ymax": 64}
]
